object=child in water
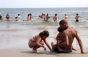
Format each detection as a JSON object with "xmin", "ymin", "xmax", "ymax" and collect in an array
[{"xmin": 28, "ymin": 30, "xmax": 52, "ymax": 53}]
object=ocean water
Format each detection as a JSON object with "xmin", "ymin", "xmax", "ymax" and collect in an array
[
  {"xmin": 0, "ymin": 8, "xmax": 88, "ymax": 50},
  {"xmin": 0, "ymin": 8, "xmax": 88, "ymax": 20}
]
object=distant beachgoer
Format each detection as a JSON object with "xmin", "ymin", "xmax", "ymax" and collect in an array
[
  {"xmin": 64, "ymin": 14, "xmax": 68, "ymax": 20},
  {"xmin": 75, "ymin": 13, "xmax": 80, "ymax": 22},
  {"xmin": 28, "ymin": 30, "xmax": 52, "ymax": 53},
  {"xmin": 0, "ymin": 14, "xmax": 2, "ymax": 20},
  {"xmin": 45, "ymin": 13, "xmax": 50, "ymax": 22},
  {"xmin": 39, "ymin": 13, "xmax": 46, "ymax": 21},
  {"xmin": 51, "ymin": 20, "xmax": 84, "ymax": 54},
  {"xmin": 42, "ymin": 13, "xmax": 46, "ymax": 21},
  {"xmin": 6, "ymin": 14, "xmax": 10, "ymax": 21},
  {"xmin": 15, "ymin": 14, "xmax": 21, "ymax": 21},
  {"xmin": 27, "ymin": 13, "xmax": 32, "ymax": 21},
  {"xmin": 53, "ymin": 14, "xmax": 58, "ymax": 22},
  {"xmin": 39, "ymin": 13, "xmax": 44, "ymax": 18}
]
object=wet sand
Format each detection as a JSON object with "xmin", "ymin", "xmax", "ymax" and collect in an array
[{"xmin": 0, "ymin": 48, "xmax": 88, "ymax": 57}]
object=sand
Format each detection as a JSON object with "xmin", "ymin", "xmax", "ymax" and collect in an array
[{"xmin": 0, "ymin": 48, "xmax": 88, "ymax": 57}]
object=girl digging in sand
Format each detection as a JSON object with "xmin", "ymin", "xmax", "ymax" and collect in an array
[{"xmin": 28, "ymin": 30, "xmax": 52, "ymax": 53}]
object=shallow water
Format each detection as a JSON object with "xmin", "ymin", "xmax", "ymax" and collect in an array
[{"xmin": 0, "ymin": 20, "xmax": 88, "ymax": 50}]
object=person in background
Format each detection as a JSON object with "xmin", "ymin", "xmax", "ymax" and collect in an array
[
  {"xmin": 75, "ymin": 13, "xmax": 80, "ymax": 22},
  {"xmin": 15, "ymin": 14, "xmax": 21, "ymax": 21},
  {"xmin": 6, "ymin": 14, "xmax": 10, "ymax": 21},
  {"xmin": 39, "ymin": 13, "xmax": 44, "ymax": 18},
  {"xmin": 64, "ymin": 14, "xmax": 68, "ymax": 20},
  {"xmin": 45, "ymin": 13, "xmax": 50, "ymax": 22},
  {"xmin": 0, "ymin": 14, "xmax": 2, "ymax": 21},
  {"xmin": 27, "ymin": 13, "xmax": 32, "ymax": 21},
  {"xmin": 53, "ymin": 13, "xmax": 58, "ymax": 22}
]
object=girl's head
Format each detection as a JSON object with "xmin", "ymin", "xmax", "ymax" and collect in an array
[
  {"xmin": 39, "ymin": 30, "xmax": 49, "ymax": 39},
  {"xmin": 55, "ymin": 14, "xmax": 57, "ymax": 16}
]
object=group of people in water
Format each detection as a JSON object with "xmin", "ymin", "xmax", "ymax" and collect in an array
[
  {"xmin": 34, "ymin": 13, "xmax": 80, "ymax": 22},
  {"xmin": 0, "ymin": 13, "xmax": 32, "ymax": 21},
  {"xmin": 0, "ymin": 13, "xmax": 80, "ymax": 22},
  {"xmin": 28, "ymin": 19, "xmax": 84, "ymax": 54}
]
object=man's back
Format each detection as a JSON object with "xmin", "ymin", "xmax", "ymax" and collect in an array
[
  {"xmin": 52, "ymin": 20, "xmax": 84, "ymax": 53},
  {"xmin": 64, "ymin": 27, "xmax": 77, "ymax": 48}
]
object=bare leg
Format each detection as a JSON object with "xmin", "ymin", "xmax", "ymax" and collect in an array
[{"xmin": 51, "ymin": 42, "xmax": 63, "ymax": 52}]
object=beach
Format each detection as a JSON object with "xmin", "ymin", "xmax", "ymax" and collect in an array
[
  {"xmin": 0, "ymin": 48, "xmax": 88, "ymax": 57},
  {"xmin": 0, "ymin": 8, "xmax": 88, "ymax": 57},
  {"xmin": 0, "ymin": 20, "xmax": 88, "ymax": 57}
]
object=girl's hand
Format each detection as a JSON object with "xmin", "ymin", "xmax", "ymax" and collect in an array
[{"xmin": 43, "ymin": 46, "xmax": 46, "ymax": 51}]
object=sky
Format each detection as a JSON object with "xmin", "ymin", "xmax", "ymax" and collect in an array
[{"xmin": 0, "ymin": 0, "xmax": 88, "ymax": 8}]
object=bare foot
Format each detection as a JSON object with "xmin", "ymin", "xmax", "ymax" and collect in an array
[
  {"xmin": 81, "ymin": 52, "xmax": 88, "ymax": 54},
  {"xmin": 32, "ymin": 50, "xmax": 37, "ymax": 53},
  {"xmin": 32, "ymin": 48, "xmax": 37, "ymax": 53}
]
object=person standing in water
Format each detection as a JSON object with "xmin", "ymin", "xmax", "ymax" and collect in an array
[
  {"xmin": 75, "ymin": 13, "xmax": 80, "ymax": 22},
  {"xmin": 27, "ymin": 13, "xmax": 32, "ymax": 22},
  {"xmin": 53, "ymin": 13, "xmax": 58, "ymax": 22},
  {"xmin": 15, "ymin": 14, "xmax": 21, "ymax": 21},
  {"xmin": 45, "ymin": 13, "xmax": 50, "ymax": 22},
  {"xmin": 0, "ymin": 14, "xmax": 2, "ymax": 21},
  {"xmin": 64, "ymin": 14, "xmax": 68, "ymax": 20},
  {"xmin": 6, "ymin": 14, "xmax": 10, "ymax": 21}
]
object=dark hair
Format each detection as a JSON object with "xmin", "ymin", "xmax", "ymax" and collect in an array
[
  {"xmin": 76, "ymin": 13, "xmax": 78, "ymax": 16},
  {"xmin": 39, "ymin": 30, "xmax": 49, "ymax": 38},
  {"xmin": 57, "ymin": 27, "xmax": 63, "ymax": 32},
  {"xmin": 18, "ymin": 14, "xmax": 20, "ymax": 16},
  {"xmin": 28, "ymin": 14, "xmax": 30, "ymax": 16},
  {"xmin": 59, "ymin": 20, "xmax": 68, "ymax": 25},
  {"xmin": 55, "ymin": 14, "xmax": 57, "ymax": 16}
]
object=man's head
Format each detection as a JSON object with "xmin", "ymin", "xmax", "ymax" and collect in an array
[
  {"xmin": 76, "ymin": 13, "xmax": 78, "ymax": 16},
  {"xmin": 59, "ymin": 20, "xmax": 68, "ymax": 30},
  {"xmin": 65, "ymin": 14, "xmax": 67, "ymax": 16},
  {"xmin": 18, "ymin": 14, "xmax": 20, "ymax": 16},
  {"xmin": 39, "ymin": 30, "xmax": 49, "ymax": 39}
]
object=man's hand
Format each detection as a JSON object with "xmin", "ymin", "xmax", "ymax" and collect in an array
[{"xmin": 81, "ymin": 51, "xmax": 87, "ymax": 54}]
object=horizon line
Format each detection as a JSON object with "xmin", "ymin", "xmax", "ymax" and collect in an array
[{"xmin": 0, "ymin": 7, "xmax": 88, "ymax": 8}]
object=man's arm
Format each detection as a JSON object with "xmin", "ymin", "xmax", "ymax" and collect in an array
[{"xmin": 75, "ymin": 31, "xmax": 84, "ymax": 54}]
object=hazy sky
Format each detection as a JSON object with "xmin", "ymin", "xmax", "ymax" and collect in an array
[{"xmin": 0, "ymin": 0, "xmax": 88, "ymax": 8}]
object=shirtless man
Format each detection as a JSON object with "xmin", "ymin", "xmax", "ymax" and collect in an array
[
  {"xmin": 75, "ymin": 13, "xmax": 80, "ymax": 22},
  {"xmin": 64, "ymin": 14, "xmax": 68, "ymax": 20},
  {"xmin": 0, "ymin": 14, "xmax": 2, "ymax": 20},
  {"xmin": 6, "ymin": 14, "xmax": 10, "ymax": 21},
  {"xmin": 15, "ymin": 14, "xmax": 21, "ymax": 21},
  {"xmin": 53, "ymin": 14, "xmax": 58, "ymax": 22},
  {"xmin": 27, "ymin": 13, "xmax": 32, "ymax": 21},
  {"xmin": 51, "ymin": 20, "xmax": 84, "ymax": 54}
]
